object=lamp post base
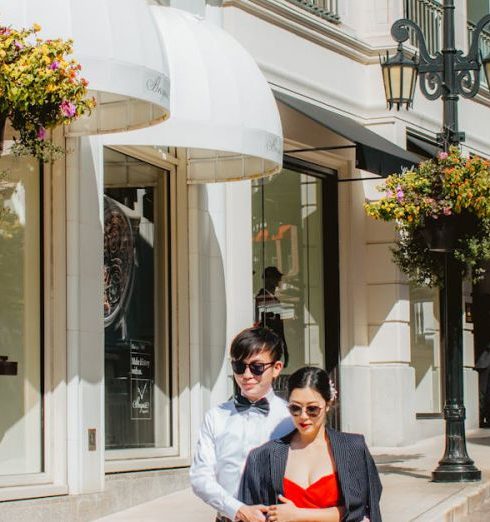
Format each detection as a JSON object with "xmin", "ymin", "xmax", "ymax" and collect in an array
[
  {"xmin": 432, "ymin": 465, "xmax": 481, "ymax": 483},
  {"xmin": 431, "ymin": 406, "xmax": 481, "ymax": 483}
]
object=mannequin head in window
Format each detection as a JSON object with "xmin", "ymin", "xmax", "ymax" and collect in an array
[
  {"xmin": 263, "ymin": 266, "xmax": 283, "ymax": 294},
  {"xmin": 230, "ymin": 327, "xmax": 284, "ymax": 401}
]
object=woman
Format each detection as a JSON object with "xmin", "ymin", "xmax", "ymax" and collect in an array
[{"xmin": 239, "ymin": 367, "xmax": 382, "ymax": 522}]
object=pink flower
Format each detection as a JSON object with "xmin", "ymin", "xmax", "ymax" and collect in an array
[
  {"xmin": 396, "ymin": 185, "xmax": 404, "ymax": 202},
  {"xmin": 60, "ymin": 100, "xmax": 76, "ymax": 118},
  {"xmin": 49, "ymin": 61, "xmax": 60, "ymax": 70},
  {"xmin": 438, "ymin": 151, "xmax": 448, "ymax": 160},
  {"xmin": 443, "ymin": 207, "xmax": 452, "ymax": 216},
  {"xmin": 14, "ymin": 40, "xmax": 23, "ymax": 50},
  {"xmin": 37, "ymin": 127, "xmax": 46, "ymax": 140},
  {"xmin": 386, "ymin": 189, "xmax": 394, "ymax": 198}
]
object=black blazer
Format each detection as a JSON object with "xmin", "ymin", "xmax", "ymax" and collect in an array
[{"xmin": 239, "ymin": 428, "xmax": 382, "ymax": 522}]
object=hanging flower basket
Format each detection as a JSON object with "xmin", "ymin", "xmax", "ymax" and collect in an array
[
  {"xmin": 0, "ymin": 22, "xmax": 95, "ymax": 161},
  {"xmin": 365, "ymin": 147, "xmax": 490, "ymax": 287}
]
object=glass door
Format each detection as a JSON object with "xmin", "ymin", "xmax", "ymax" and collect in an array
[
  {"xmin": 252, "ymin": 162, "xmax": 339, "ymax": 402},
  {"xmin": 103, "ymin": 148, "xmax": 172, "ymax": 454}
]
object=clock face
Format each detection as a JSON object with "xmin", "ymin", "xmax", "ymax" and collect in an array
[{"xmin": 103, "ymin": 196, "xmax": 135, "ymax": 328}]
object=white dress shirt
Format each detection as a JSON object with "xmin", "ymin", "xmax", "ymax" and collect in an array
[{"xmin": 190, "ymin": 388, "xmax": 294, "ymax": 520}]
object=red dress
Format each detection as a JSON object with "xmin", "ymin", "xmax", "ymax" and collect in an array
[{"xmin": 283, "ymin": 473, "xmax": 341, "ymax": 509}]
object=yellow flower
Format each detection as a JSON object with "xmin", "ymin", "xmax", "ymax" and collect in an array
[{"xmin": 33, "ymin": 23, "xmax": 41, "ymax": 32}]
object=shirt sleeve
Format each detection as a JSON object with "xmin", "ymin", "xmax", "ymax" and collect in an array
[{"xmin": 189, "ymin": 410, "xmax": 244, "ymax": 520}]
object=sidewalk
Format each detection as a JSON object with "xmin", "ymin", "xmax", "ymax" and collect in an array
[{"xmin": 96, "ymin": 429, "xmax": 490, "ymax": 522}]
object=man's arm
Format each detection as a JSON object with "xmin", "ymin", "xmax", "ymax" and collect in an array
[{"xmin": 189, "ymin": 411, "xmax": 244, "ymax": 520}]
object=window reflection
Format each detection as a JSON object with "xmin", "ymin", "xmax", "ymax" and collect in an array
[
  {"xmin": 409, "ymin": 285, "xmax": 442, "ymax": 413},
  {"xmin": 252, "ymin": 169, "xmax": 325, "ymax": 394},
  {"xmin": 104, "ymin": 149, "xmax": 171, "ymax": 451}
]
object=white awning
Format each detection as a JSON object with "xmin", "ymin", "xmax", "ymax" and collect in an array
[
  {"xmin": 0, "ymin": 0, "xmax": 170, "ymax": 134},
  {"xmin": 104, "ymin": 7, "xmax": 283, "ymax": 183}
]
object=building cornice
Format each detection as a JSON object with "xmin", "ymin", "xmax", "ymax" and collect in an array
[
  {"xmin": 224, "ymin": 0, "xmax": 393, "ymax": 65},
  {"xmin": 224, "ymin": 0, "xmax": 490, "ymax": 113}
]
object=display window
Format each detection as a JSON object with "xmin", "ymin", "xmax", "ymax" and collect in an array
[
  {"xmin": 103, "ymin": 148, "xmax": 177, "ymax": 464},
  {"xmin": 0, "ymin": 156, "xmax": 43, "ymax": 478}
]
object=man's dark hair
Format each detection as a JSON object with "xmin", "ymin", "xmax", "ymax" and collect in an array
[{"xmin": 230, "ymin": 327, "xmax": 283, "ymax": 362}]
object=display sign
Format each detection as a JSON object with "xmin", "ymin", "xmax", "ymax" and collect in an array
[{"xmin": 130, "ymin": 341, "xmax": 152, "ymax": 420}]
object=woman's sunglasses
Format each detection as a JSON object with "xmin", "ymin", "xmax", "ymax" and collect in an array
[
  {"xmin": 287, "ymin": 403, "xmax": 323, "ymax": 418},
  {"xmin": 231, "ymin": 360, "xmax": 275, "ymax": 376}
]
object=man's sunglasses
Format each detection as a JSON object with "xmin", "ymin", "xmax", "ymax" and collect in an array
[
  {"xmin": 287, "ymin": 403, "xmax": 323, "ymax": 418},
  {"xmin": 231, "ymin": 360, "xmax": 275, "ymax": 376}
]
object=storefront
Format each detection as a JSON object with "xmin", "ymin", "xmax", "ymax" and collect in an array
[
  {"xmin": 248, "ymin": 90, "xmax": 423, "ymax": 429},
  {"xmin": 0, "ymin": 2, "xmax": 285, "ymax": 516},
  {"xmin": 0, "ymin": 0, "xmax": 173, "ymax": 508},
  {"xmin": 221, "ymin": 1, "xmax": 484, "ymax": 447}
]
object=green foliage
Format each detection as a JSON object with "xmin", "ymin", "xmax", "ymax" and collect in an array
[{"xmin": 365, "ymin": 147, "xmax": 490, "ymax": 287}]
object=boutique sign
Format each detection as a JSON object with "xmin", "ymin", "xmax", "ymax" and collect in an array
[
  {"xmin": 130, "ymin": 343, "xmax": 152, "ymax": 420},
  {"xmin": 145, "ymin": 72, "xmax": 170, "ymax": 102}
]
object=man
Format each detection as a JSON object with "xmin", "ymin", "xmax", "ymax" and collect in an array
[
  {"xmin": 190, "ymin": 327, "xmax": 294, "ymax": 522},
  {"xmin": 255, "ymin": 266, "xmax": 289, "ymax": 367},
  {"xmin": 476, "ymin": 343, "xmax": 490, "ymax": 427}
]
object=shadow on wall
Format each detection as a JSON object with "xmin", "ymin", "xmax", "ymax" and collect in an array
[{"xmin": 191, "ymin": 184, "xmax": 227, "ymax": 411}]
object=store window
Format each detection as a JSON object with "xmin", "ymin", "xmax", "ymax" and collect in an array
[
  {"xmin": 0, "ymin": 156, "xmax": 43, "ymax": 476},
  {"xmin": 252, "ymin": 164, "xmax": 339, "ymax": 394},
  {"xmin": 103, "ymin": 149, "xmax": 172, "ymax": 452},
  {"xmin": 409, "ymin": 285, "xmax": 442, "ymax": 414}
]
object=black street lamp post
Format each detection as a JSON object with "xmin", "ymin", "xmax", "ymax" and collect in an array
[{"xmin": 381, "ymin": 0, "xmax": 490, "ymax": 483}]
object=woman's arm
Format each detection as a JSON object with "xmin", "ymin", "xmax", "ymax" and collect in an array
[{"xmin": 267, "ymin": 495, "xmax": 344, "ymax": 522}]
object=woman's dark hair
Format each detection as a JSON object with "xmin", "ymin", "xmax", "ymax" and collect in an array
[
  {"xmin": 287, "ymin": 366, "xmax": 333, "ymax": 403},
  {"xmin": 230, "ymin": 327, "xmax": 283, "ymax": 362}
]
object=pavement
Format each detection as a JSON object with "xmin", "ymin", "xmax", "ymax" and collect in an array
[{"xmin": 96, "ymin": 429, "xmax": 490, "ymax": 522}]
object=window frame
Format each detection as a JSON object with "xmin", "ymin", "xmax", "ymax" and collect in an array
[
  {"xmin": 0, "ymin": 128, "xmax": 68, "ymax": 500},
  {"xmin": 103, "ymin": 146, "xmax": 190, "ymax": 473},
  {"xmin": 252, "ymin": 156, "xmax": 341, "ymax": 427}
]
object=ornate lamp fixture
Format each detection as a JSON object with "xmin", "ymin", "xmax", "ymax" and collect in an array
[
  {"xmin": 380, "ymin": 44, "xmax": 418, "ymax": 110},
  {"xmin": 382, "ymin": 5, "xmax": 490, "ymax": 147},
  {"xmin": 382, "ymin": 0, "xmax": 490, "ymax": 484}
]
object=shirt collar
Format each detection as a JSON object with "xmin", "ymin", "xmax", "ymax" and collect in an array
[{"xmin": 264, "ymin": 387, "xmax": 276, "ymax": 402}]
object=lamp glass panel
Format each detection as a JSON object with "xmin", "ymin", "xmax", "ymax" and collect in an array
[
  {"xmin": 401, "ymin": 66, "xmax": 416, "ymax": 100},
  {"xmin": 389, "ymin": 65, "xmax": 402, "ymax": 102},
  {"xmin": 382, "ymin": 65, "xmax": 392, "ymax": 100}
]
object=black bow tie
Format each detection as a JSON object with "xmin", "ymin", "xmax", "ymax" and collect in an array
[{"xmin": 234, "ymin": 394, "xmax": 270, "ymax": 415}]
